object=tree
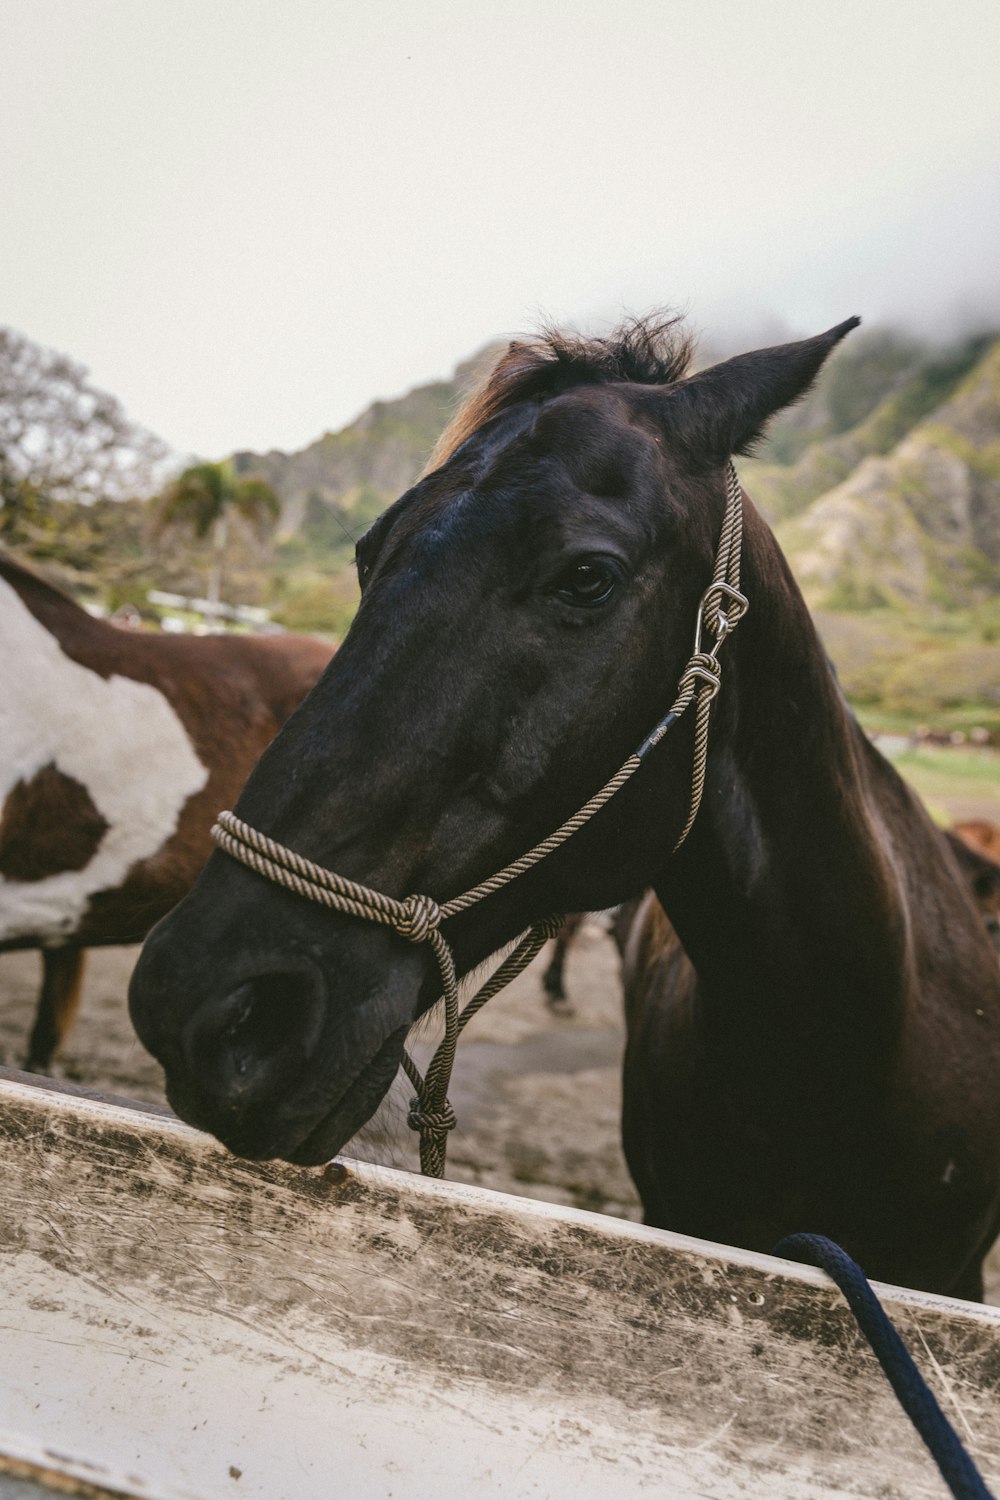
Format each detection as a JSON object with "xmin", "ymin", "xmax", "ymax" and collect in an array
[
  {"xmin": 0, "ymin": 326, "xmax": 165, "ymax": 513},
  {"xmin": 155, "ymin": 460, "xmax": 280, "ymax": 616}
]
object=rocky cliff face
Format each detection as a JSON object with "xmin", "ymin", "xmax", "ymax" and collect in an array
[
  {"xmin": 742, "ymin": 332, "xmax": 993, "ymax": 522},
  {"xmin": 778, "ymin": 340, "xmax": 1000, "ymax": 609}
]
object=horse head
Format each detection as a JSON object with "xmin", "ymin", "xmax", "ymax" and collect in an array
[{"xmin": 129, "ymin": 315, "xmax": 857, "ymax": 1164}]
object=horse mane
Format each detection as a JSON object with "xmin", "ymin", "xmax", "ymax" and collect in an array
[{"xmin": 425, "ymin": 312, "xmax": 696, "ymax": 474}]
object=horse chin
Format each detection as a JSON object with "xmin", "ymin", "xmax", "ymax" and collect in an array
[
  {"xmin": 283, "ymin": 1024, "xmax": 410, "ymax": 1165},
  {"xmin": 165, "ymin": 1023, "xmax": 409, "ymax": 1166}
]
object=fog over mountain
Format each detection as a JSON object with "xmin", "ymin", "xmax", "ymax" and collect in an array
[{"xmin": 4, "ymin": 2, "xmax": 998, "ymax": 457}]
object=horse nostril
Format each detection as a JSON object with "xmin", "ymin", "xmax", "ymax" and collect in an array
[
  {"xmin": 229, "ymin": 971, "xmax": 323, "ymax": 1068},
  {"xmin": 181, "ymin": 966, "xmax": 326, "ymax": 1103}
]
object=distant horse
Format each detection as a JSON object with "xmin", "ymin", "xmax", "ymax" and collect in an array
[
  {"xmin": 129, "ymin": 315, "xmax": 1000, "ymax": 1298},
  {"xmin": 1, "ymin": 554, "xmax": 332, "ymax": 1068},
  {"xmin": 542, "ymin": 906, "xmax": 641, "ymax": 1009},
  {"xmin": 949, "ymin": 823, "xmax": 1000, "ymax": 955},
  {"xmin": 541, "ymin": 913, "xmax": 586, "ymax": 1009},
  {"xmin": 955, "ymin": 819, "xmax": 1000, "ymax": 863}
]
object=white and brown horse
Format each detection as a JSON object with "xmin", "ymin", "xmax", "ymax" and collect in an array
[{"xmin": 0, "ymin": 553, "xmax": 333, "ymax": 1068}]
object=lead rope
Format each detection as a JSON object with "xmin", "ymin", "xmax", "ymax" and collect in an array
[
  {"xmin": 212, "ymin": 462, "xmax": 748, "ymax": 1176},
  {"xmin": 775, "ymin": 1235, "xmax": 996, "ymax": 1500}
]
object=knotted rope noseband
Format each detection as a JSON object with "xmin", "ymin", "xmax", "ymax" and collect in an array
[{"xmin": 211, "ymin": 462, "xmax": 748, "ymax": 1176}]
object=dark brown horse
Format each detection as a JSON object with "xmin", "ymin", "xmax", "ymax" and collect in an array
[
  {"xmin": 1, "ymin": 553, "xmax": 332, "ymax": 1067},
  {"xmin": 129, "ymin": 315, "xmax": 1000, "ymax": 1298}
]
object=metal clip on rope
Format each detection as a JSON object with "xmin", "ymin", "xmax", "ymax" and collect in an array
[{"xmin": 211, "ymin": 462, "xmax": 748, "ymax": 1176}]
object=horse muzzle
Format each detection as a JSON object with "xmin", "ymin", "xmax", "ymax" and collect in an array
[{"xmin": 128, "ymin": 897, "xmax": 425, "ymax": 1162}]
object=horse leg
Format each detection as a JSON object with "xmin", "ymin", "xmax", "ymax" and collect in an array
[
  {"xmin": 25, "ymin": 947, "xmax": 86, "ymax": 1072},
  {"xmin": 542, "ymin": 915, "xmax": 583, "ymax": 1013}
]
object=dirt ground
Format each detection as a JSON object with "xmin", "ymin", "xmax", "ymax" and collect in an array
[{"xmin": 3, "ymin": 899, "xmax": 1000, "ymax": 1304}]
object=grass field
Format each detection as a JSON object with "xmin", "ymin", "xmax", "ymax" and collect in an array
[
  {"xmin": 879, "ymin": 744, "xmax": 1000, "ymax": 822},
  {"xmin": 817, "ymin": 608, "xmax": 1000, "ymax": 740}
]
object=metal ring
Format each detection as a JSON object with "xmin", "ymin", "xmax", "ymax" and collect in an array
[{"xmin": 679, "ymin": 663, "xmax": 722, "ymax": 701}]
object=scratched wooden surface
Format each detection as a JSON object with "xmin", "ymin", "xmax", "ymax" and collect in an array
[{"xmin": 0, "ymin": 1074, "xmax": 998, "ymax": 1499}]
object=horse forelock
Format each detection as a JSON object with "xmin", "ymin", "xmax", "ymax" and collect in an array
[{"xmin": 424, "ymin": 312, "xmax": 695, "ymax": 476}]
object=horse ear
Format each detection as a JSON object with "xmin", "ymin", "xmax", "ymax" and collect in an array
[{"xmin": 656, "ymin": 317, "xmax": 861, "ymax": 470}]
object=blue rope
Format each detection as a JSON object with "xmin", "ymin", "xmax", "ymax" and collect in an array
[{"xmin": 773, "ymin": 1233, "xmax": 996, "ymax": 1500}]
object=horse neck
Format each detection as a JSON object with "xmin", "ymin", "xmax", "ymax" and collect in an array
[
  {"xmin": 1, "ymin": 560, "xmax": 96, "ymax": 646},
  {"xmin": 653, "ymin": 504, "xmax": 918, "ymax": 1071}
]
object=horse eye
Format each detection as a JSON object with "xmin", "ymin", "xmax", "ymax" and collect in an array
[{"xmin": 551, "ymin": 558, "xmax": 621, "ymax": 609}]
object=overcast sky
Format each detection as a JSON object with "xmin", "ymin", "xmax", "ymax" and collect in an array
[{"xmin": 3, "ymin": 0, "xmax": 999, "ymax": 458}]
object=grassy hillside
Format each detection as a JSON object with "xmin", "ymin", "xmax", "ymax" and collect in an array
[{"xmin": 815, "ymin": 609, "xmax": 1000, "ymax": 737}]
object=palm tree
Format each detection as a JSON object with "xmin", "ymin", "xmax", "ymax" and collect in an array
[{"xmin": 155, "ymin": 460, "xmax": 280, "ymax": 619}]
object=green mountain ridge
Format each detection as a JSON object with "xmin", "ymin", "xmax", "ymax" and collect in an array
[
  {"xmin": 231, "ymin": 349, "xmax": 496, "ymax": 538},
  {"xmin": 778, "ymin": 337, "xmax": 1000, "ymax": 611},
  {"xmin": 4, "ymin": 322, "xmax": 998, "ymax": 728},
  {"xmin": 227, "ymin": 323, "xmax": 1000, "ymax": 626},
  {"xmin": 229, "ymin": 323, "xmax": 1000, "ymax": 723},
  {"xmin": 742, "ymin": 331, "xmax": 996, "ymax": 522}
]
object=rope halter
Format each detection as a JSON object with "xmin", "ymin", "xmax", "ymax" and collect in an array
[{"xmin": 211, "ymin": 462, "xmax": 748, "ymax": 1177}]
